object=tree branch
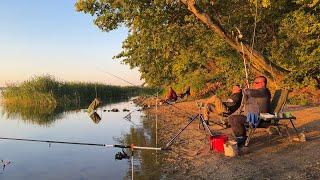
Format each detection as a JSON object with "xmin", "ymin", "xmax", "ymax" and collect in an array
[{"xmin": 180, "ymin": 0, "xmax": 288, "ymax": 82}]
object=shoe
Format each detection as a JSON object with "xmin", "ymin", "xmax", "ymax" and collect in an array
[
  {"xmin": 238, "ymin": 146, "xmax": 250, "ymax": 155},
  {"xmin": 236, "ymin": 136, "xmax": 247, "ymax": 148}
]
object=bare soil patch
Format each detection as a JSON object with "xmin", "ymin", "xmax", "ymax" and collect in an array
[{"xmin": 144, "ymin": 98, "xmax": 320, "ymax": 179}]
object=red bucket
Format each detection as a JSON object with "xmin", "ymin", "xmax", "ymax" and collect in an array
[{"xmin": 209, "ymin": 135, "xmax": 228, "ymax": 153}]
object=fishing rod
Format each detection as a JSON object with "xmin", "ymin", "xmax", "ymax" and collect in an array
[
  {"xmin": 163, "ymin": 101, "xmax": 194, "ymax": 118},
  {"xmin": 236, "ymin": 27, "xmax": 250, "ymax": 88},
  {"xmin": 164, "ymin": 114, "xmax": 199, "ymax": 149},
  {"xmin": 96, "ymin": 67, "xmax": 211, "ymax": 129},
  {"xmin": 0, "ymin": 136, "xmax": 168, "ymax": 180},
  {"xmin": 95, "ymin": 67, "xmax": 164, "ymax": 121},
  {"xmin": 163, "ymin": 100, "xmax": 229, "ymax": 129},
  {"xmin": 123, "ymin": 115, "xmax": 139, "ymax": 127},
  {"xmin": 123, "ymin": 90, "xmax": 163, "ymax": 119},
  {"xmin": 96, "ymin": 68, "xmax": 139, "ymax": 87},
  {"xmin": 123, "ymin": 95, "xmax": 189, "ymax": 120},
  {"xmin": 164, "ymin": 111, "xmax": 216, "ymax": 149},
  {"xmin": 0, "ymin": 137, "xmax": 168, "ymax": 151},
  {"xmin": 96, "ymin": 67, "xmax": 164, "ymax": 110}
]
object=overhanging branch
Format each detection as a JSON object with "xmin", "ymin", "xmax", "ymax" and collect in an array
[{"xmin": 179, "ymin": 0, "xmax": 288, "ymax": 81}]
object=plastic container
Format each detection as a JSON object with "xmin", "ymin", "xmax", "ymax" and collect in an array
[
  {"xmin": 224, "ymin": 140, "xmax": 238, "ymax": 157},
  {"xmin": 284, "ymin": 112, "xmax": 292, "ymax": 118},
  {"xmin": 209, "ymin": 135, "xmax": 228, "ymax": 153}
]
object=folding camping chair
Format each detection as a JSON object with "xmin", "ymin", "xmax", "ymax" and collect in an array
[{"xmin": 245, "ymin": 89, "xmax": 300, "ymax": 146}]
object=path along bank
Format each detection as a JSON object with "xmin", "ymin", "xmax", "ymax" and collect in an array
[{"xmin": 140, "ymin": 97, "xmax": 320, "ymax": 179}]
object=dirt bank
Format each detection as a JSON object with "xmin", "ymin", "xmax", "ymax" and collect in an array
[{"xmin": 144, "ymin": 98, "xmax": 320, "ymax": 179}]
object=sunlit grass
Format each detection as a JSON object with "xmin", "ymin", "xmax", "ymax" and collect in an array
[{"xmin": 1, "ymin": 75, "xmax": 156, "ymax": 108}]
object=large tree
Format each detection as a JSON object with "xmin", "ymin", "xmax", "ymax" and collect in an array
[{"xmin": 75, "ymin": 0, "xmax": 320, "ymax": 90}]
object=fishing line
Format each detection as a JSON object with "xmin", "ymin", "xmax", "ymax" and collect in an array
[
  {"xmin": 96, "ymin": 67, "xmax": 139, "ymax": 86},
  {"xmin": 249, "ymin": 0, "xmax": 258, "ymax": 62},
  {"xmin": 96, "ymin": 67, "xmax": 165, "ymax": 119},
  {"xmin": 0, "ymin": 136, "xmax": 167, "ymax": 180},
  {"xmin": 96, "ymin": 66, "xmax": 201, "ymax": 132},
  {"xmin": 95, "ymin": 84, "xmax": 98, "ymax": 98},
  {"xmin": 163, "ymin": 101, "xmax": 193, "ymax": 118},
  {"xmin": 247, "ymin": 0, "xmax": 258, "ymax": 86},
  {"xmin": 123, "ymin": 91, "xmax": 162, "ymax": 118},
  {"xmin": 162, "ymin": 100, "xmax": 228, "ymax": 129}
]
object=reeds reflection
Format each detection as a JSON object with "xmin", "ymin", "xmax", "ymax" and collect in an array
[
  {"xmin": 0, "ymin": 97, "xmax": 134, "ymax": 126},
  {"xmin": 0, "ymin": 103, "xmax": 66, "ymax": 126}
]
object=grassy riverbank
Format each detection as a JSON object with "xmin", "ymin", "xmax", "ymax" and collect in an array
[{"xmin": 1, "ymin": 75, "xmax": 156, "ymax": 108}]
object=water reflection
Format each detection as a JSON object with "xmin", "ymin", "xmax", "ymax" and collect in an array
[
  {"xmin": 89, "ymin": 112, "xmax": 102, "ymax": 124},
  {"xmin": 120, "ymin": 114, "xmax": 165, "ymax": 180},
  {"xmin": 0, "ymin": 160, "xmax": 11, "ymax": 174},
  {"xmin": 0, "ymin": 103, "xmax": 65, "ymax": 126},
  {"xmin": 0, "ymin": 98, "xmax": 128, "ymax": 127},
  {"xmin": 0, "ymin": 98, "xmax": 166, "ymax": 179}
]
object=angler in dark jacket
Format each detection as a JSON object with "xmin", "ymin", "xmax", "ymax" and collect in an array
[
  {"xmin": 240, "ymin": 87, "xmax": 271, "ymax": 115},
  {"xmin": 228, "ymin": 76, "xmax": 271, "ymax": 148}
]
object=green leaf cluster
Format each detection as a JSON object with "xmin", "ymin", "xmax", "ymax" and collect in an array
[
  {"xmin": 267, "ymin": 8, "xmax": 320, "ymax": 87},
  {"xmin": 75, "ymin": 0, "xmax": 320, "ymax": 93}
]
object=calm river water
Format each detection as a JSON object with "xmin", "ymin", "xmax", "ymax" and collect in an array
[{"xmin": 0, "ymin": 99, "xmax": 163, "ymax": 180}]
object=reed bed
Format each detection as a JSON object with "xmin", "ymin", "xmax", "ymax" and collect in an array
[{"xmin": 1, "ymin": 75, "xmax": 156, "ymax": 108}]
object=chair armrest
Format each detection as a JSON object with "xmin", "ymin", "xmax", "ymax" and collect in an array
[{"xmin": 260, "ymin": 116, "xmax": 296, "ymax": 121}]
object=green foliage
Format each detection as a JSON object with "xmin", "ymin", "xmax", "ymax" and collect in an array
[
  {"xmin": 288, "ymin": 94, "xmax": 309, "ymax": 106},
  {"xmin": 1, "ymin": 75, "xmax": 156, "ymax": 108},
  {"xmin": 75, "ymin": 0, "xmax": 320, "ymax": 94},
  {"xmin": 268, "ymin": 9, "xmax": 320, "ymax": 86}
]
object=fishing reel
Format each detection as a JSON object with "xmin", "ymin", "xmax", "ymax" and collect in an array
[
  {"xmin": 115, "ymin": 148, "xmax": 130, "ymax": 160},
  {"xmin": 0, "ymin": 160, "xmax": 11, "ymax": 172}
]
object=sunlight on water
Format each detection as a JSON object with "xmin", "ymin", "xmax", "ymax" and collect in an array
[{"xmin": 0, "ymin": 98, "xmax": 164, "ymax": 180}]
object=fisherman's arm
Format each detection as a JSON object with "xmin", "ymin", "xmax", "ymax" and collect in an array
[{"xmin": 224, "ymin": 93, "xmax": 241, "ymax": 107}]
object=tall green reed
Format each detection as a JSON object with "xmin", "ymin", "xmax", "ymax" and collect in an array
[{"xmin": 1, "ymin": 75, "xmax": 156, "ymax": 108}]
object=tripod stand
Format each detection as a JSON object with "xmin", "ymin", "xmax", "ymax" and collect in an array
[{"xmin": 164, "ymin": 102, "xmax": 214, "ymax": 149}]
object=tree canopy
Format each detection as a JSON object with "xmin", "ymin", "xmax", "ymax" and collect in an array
[{"xmin": 75, "ymin": 0, "xmax": 320, "ymax": 93}]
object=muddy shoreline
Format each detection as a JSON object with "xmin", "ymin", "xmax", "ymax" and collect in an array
[{"xmin": 140, "ymin": 97, "xmax": 320, "ymax": 179}]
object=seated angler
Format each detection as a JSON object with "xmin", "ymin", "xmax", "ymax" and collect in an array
[
  {"xmin": 228, "ymin": 76, "xmax": 271, "ymax": 148},
  {"xmin": 203, "ymin": 85, "xmax": 243, "ymax": 124},
  {"xmin": 178, "ymin": 86, "xmax": 191, "ymax": 99},
  {"xmin": 165, "ymin": 86, "xmax": 178, "ymax": 103}
]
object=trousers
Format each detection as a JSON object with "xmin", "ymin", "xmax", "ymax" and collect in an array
[
  {"xmin": 228, "ymin": 115, "xmax": 247, "ymax": 137},
  {"xmin": 202, "ymin": 95, "xmax": 227, "ymax": 120}
]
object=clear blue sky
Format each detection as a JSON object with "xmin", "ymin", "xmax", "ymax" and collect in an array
[{"xmin": 0, "ymin": 0, "xmax": 142, "ymax": 87}]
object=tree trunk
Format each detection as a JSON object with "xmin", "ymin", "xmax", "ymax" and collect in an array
[{"xmin": 180, "ymin": 0, "xmax": 289, "ymax": 84}]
